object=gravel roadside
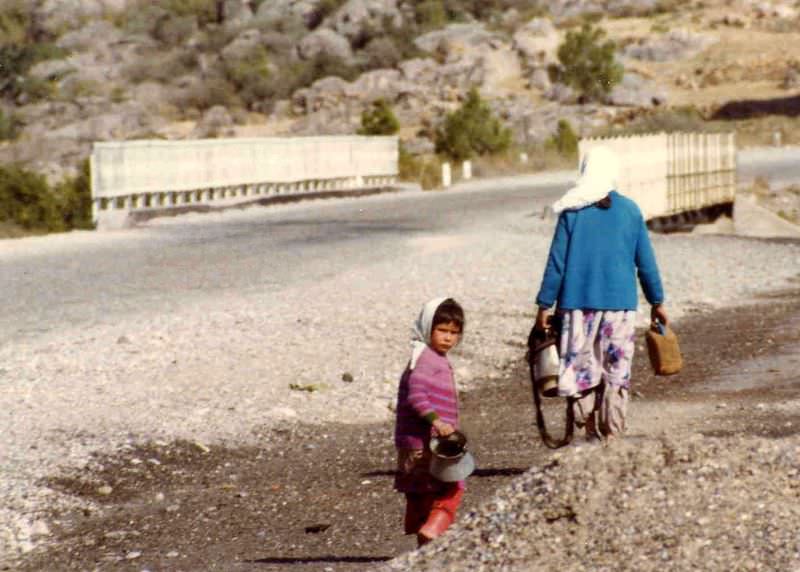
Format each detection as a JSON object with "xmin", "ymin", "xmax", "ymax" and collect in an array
[{"xmin": 12, "ymin": 287, "xmax": 800, "ymax": 572}]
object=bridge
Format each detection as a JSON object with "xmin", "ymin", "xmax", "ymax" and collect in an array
[
  {"xmin": 90, "ymin": 132, "xmax": 735, "ymax": 231},
  {"xmin": 90, "ymin": 135, "xmax": 399, "ymax": 230}
]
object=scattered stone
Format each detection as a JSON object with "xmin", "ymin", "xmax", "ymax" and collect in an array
[
  {"xmin": 193, "ymin": 442, "xmax": 211, "ymax": 454},
  {"xmin": 341, "ymin": 372, "xmax": 354, "ymax": 383}
]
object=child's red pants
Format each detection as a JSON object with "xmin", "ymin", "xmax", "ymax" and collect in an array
[{"xmin": 404, "ymin": 482, "xmax": 464, "ymax": 542}]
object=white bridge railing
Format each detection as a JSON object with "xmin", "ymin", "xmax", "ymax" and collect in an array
[
  {"xmin": 579, "ymin": 132, "xmax": 736, "ymax": 221},
  {"xmin": 90, "ymin": 135, "xmax": 399, "ymax": 229}
]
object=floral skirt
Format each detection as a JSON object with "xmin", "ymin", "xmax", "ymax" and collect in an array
[
  {"xmin": 557, "ymin": 309, "xmax": 636, "ymax": 435},
  {"xmin": 557, "ymin": 309, "xmax": 637, "ymax": 395}
]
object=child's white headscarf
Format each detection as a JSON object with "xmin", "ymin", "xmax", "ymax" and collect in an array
[
  {"xmin": 552, "ymin": 145, "xmax": 620, "ymax": 214},
  {"xmin": 409, "ymin": 296, "xmax": 448, "ymax": 370}
]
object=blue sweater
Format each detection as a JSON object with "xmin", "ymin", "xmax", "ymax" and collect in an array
[{"xmin": 536, "ymin": 191, "xmax": 664, "ymax": 310}]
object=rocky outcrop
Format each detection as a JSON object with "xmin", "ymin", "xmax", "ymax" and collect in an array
[
  {"xmin": 415, "ymin": 24, "xmax": 524, "ymax": 96},
  {"xmin": 622, "ymin": 29, "xmax": 716, "ymax": 62}
]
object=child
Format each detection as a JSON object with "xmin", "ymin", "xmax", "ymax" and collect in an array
[{"xmin": 394, "ymin": 297, "xmax": 465, "ymax": 547}]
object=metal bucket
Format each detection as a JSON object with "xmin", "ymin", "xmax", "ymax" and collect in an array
[
  {"xmin": 429, "ymin": 431, "xmax": 475, "ymax": 482},
  {"xmin": 532, "ymin": 340, "xmax": 560, "ymax": 397}
]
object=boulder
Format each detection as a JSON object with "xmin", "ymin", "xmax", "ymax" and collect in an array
[
  {"xmin": 221, "ymin": 29, "xmax": 265, "ymax": 61},
  {"xmin": 326, "ymin": 0, "xmax": 403, "ymax": 42},
  {"xmin": 256, "ymin": 0, "xmax": 322, "ymax": 28},
  {"xmin": 399, "ymin": 58, "xmax": 440, "ymax": 85},
  {"xmin": 548, "ymin": 0, "xmax": 661, "ymax": 22},
  {"xmin": 292, "ymin": 76, "xmax": 352, "ymax": 113},
  {"xmin": 414, "ymin": 23, "xmax": 497, "ymax": 59},
  {"xmin": 297, "ymin": 29, "xmax": 353, "ymax": 62},
  {"xmin": 608, "ymin": 73, "xmax": 668, "ymax": 108},
  {"xmin": 351, "ymin": 69, "xmax": 406, "ymax": 102},
  {"xmin": 39, "ymin": 0, "xmax": 125, "ymax": 34},
  {"xmin": 220, "ymin": 0, "xmax": 255, "ymax": 26},
  {"xmin": 546, "ymin": 82, "xmax": 576, "ymax": 104},
  {"xmin": 415, "ymin": 24, "xmax": 523, "ymax": 95},
  {"xmin": 782, "ymin": 66, "xmax": 800, "ymax": 90},
  {"xmin": 192, "ymin": 105, "xmax": 236, "ymax": 138},
  {"xmin": 528, "ymin": 68, "xmax": 552, "ymax": 92},
  {"xmin": 57, "ymin": 20, "xmax": 124, "ymax": 51}
]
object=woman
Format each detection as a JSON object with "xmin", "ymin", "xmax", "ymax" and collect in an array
[{"xmin": 534, "ymin": 145, "xmax": 668, "ymax": 441}]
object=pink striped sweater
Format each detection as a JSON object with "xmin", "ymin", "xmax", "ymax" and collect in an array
[{"xmin": 394, "ymin": 346, "xmax": 459, "ymax": 450}]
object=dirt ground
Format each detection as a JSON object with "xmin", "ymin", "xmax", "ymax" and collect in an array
[{"xmin": 13, "ymin": 284, "xmax": 800, "ymax": 572}]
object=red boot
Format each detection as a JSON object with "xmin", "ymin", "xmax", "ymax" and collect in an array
[{"xmin": 417, "ymin": 484, "xmax": 464, "ymax": 543}]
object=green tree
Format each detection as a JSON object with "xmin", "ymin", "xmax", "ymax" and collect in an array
[
  {"xmin": 435, "ymin": 88, "xmax": 512, "ymax": 161},
  {"xmin": 556, "ymin": 21, "xmax": 623, "ymax": 102},
  {"xmin": 357, "ymin": 99, "xmax": 400, "ymax": 135}
]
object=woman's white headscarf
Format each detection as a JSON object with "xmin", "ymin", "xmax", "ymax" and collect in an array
[
  {"xmin": 409, "ymin": 296, "xmax": 448, "ymax": 370},
  {"xmin": 552, "ymin": 145, "xmax": 620, "ymax": 214}
]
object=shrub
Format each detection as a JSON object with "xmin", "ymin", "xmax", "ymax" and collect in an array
[
  {"xmin": 435, "ymin": 88, "xmax": 512, "ymax": 160},
  {"xmin": 289, "ymin": 52, "xmax": 360, "ymax": 89},
  {"xmin": 399, "ymin": 148, "xmax": 441, "ymax": 190},
  {"xmin": 415, "ymin": 0, "xmax": 448, "ymax": 29},
  {"xmin": 0, "ymin": 12, "xmax": 65, "ymax": 103},
  {"xmin": 361, "ymin": 37, "xmax": 403, "ymax": 70},
  {"xmin": 547, "ymin": 119, "xmax": 579, "ymax": 158},
  {"xmin": 54, "ymin": 160, "xmax": 94, "ymax": 231},
  {"xmin": 0, "ymin": 164, "xmax": 62, "ymax": 231},
  {"xmin": 0, "ymin": 0, "xmax": 64, "ymax": 103},
  {"xmin": 358, "ymin": 99, "xmax": 400, "ymax": 135},
  {"xmin": 0, "ymin": 108, "xmax": 21, "ymax": 141},
  {"xmin": 174, "ymin": 74, "xmax": 238, "ymax": 113},
  {"xmin": 125, "ymin": 51, "xmax": 195, "ymax": 84},
  {"xmin": 556, "ymin": 21, "xmax": 623, "ymax": 103},
  {"xmin": 0, "ymin": 161, "xmax": 94, "ymax": 233},
  {"xmin": 223, "ymin": 46, "xmax": 273, "ymax": 111},
  {"xmin": 165, "ymin": 0, "xmax": 221, "ymax": 27}
]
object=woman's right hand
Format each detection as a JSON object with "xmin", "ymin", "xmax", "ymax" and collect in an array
[
  {"xmin": 432, "ymin": 419, "xmax": 454, "ymax": 437},
  {"xmin": 651, "ymin": 304, "xmax": 669, "ymax": 326},
  {"xmin": 535, "ymin": 306, "xmax": 550, "ymax": 331}
]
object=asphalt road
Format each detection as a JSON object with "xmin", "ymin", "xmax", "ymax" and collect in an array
[
  {"xmin": 3, "ymin": 147, "xmax": 799, "ymax": 345},
  {"xmin": 0, "ymin": 176, "xmax": 566, "ymax": 344}
]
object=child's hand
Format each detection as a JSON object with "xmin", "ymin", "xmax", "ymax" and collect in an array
[{"xmin": 432, "ymin": 419, "xmax": 455, "ymax": 437}]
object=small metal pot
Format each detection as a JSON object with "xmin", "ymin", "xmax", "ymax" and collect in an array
[{"xmin": 429, "ymin": 431, "xmax": 475, "ymax": 482}]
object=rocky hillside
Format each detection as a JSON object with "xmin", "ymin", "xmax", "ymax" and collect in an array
[{"xmin": 1, "ymin": 0, "xmax": 799, "ymax": 183}]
